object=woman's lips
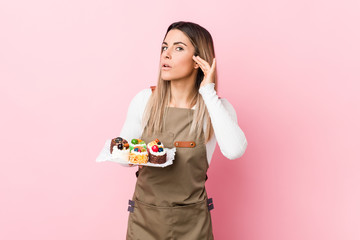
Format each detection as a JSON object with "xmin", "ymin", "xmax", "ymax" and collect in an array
[{"xmin": 161, "ymin": 66, "xmax": 172, "ymax": 70}]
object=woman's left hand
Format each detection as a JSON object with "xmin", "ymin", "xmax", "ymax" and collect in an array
[{"xmin": 192, "ymin": 55, "xmax": 216, "ymax": 87}]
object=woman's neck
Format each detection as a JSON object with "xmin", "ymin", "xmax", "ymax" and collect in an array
[{"xmin": 169, "ymin": 80, "xmax": 197, "ymax": 109}]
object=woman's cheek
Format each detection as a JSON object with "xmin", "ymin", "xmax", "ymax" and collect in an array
[{"xmin": 178, "ymin": 58, "xmax": 194, "ymax": 75}]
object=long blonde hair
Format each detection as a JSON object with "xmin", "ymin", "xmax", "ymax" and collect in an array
[{"xmin": 142, "ymin": 21, "xmax": 218, "ymax": 143}]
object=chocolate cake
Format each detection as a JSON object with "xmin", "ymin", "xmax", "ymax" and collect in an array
[
  {"xmin": 147, "ymin": 138, "xmax": 167, "ymax": 164},
  {"xmin": 110, "ymin": 137, "xmax": 129, "ymax": 154}
]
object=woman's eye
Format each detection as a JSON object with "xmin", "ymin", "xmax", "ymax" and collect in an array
[{"xmin": 161, "ymin": 46, "xmax": 183, "ymax": 51}]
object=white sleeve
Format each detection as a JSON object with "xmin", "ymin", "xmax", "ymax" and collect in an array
[
  {"xmin": 119, "ymin": 88, "xmax": 152, "ymax": 142},
  {"xmin": 199, "ymin": 83, "xmax": 248, "ymax": 160}
]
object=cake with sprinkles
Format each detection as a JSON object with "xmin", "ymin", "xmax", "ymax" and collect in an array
[{"xmin": 129, "ymin": 138, "xmax": 148, "ymax": 164}]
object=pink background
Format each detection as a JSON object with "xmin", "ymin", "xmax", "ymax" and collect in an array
[{"xmin": 1, "ymin": 0, "xmax": 359, "ymax": 239}]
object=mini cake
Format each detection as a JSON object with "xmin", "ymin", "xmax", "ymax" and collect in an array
[
  {"xmin": 147, "ymin": 138, "xmax": 167, "ymax": 164},
  {"xmin": 129, "ymin": 139, "xmax": 148, "ymax": 164},
  {"xmin": 110, "ymin": 137, "xmax": 130, "ymax": 161}
]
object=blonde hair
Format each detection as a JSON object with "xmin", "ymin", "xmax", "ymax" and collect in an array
[{"xmin": 142, "ymin": 21, "xmax": 218, "ymax": 143}]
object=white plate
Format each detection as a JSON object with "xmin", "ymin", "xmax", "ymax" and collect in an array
[{"xmin": 96, "ymin": 139, "xmax": 176, "ymax": 168}]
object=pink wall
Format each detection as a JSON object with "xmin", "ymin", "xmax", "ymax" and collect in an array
[{"xmin": 1, "ymin": 0, "xmax": 359, "ymax": 239}]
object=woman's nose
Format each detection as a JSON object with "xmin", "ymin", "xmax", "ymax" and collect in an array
[{"xmin": 162, "ymin": 50, "xmax": 171, "ymax": 59}]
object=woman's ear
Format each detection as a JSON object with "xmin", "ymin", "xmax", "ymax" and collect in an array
[
  {"xmin": 193, "ymin": 54, "xmax": 199, "ymax": 69},
  {"xmin": 193, "ymin": 59, "xmax": 199, "ymax": 69}
]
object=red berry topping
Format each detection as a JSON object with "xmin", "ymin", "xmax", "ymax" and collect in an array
[{"xmin": 152, "ymin": 145, "xmax": 159, "ymax": 152}]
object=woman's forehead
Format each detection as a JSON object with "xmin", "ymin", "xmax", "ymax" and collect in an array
[{"xmin": 163, "ymin": 29, "xmax": 191, "ymax": 45}]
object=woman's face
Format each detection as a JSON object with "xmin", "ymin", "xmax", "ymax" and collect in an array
[{"xmin": 160, "ymin": 29, "xmax": 198, "ymax": 81}]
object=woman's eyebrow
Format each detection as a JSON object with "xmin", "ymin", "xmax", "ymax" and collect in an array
[{"xmin": 162, "ymin": 41, "xmax": 187, "ymax": 46}]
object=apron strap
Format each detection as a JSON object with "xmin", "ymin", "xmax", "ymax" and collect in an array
[{"xmin": 174, "ymin": 141, "xmax": 196, "ymax": 148}]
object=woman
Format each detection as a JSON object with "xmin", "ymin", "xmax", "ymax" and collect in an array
[{"xmin": 120, "ymin": 21, "xmax": 248, "ymax": 240}]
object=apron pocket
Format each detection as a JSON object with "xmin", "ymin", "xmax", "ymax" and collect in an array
[
  {"xmin": 127, "ymin": 198, "xmax": 214, "ymax": 240},
  {"xmin": 127, "ymin": 199, "xmax": 173, "ymax": 240},
  {"xmin": 171, "ymin": 198, "xmax": 214, "ymax": 240}
]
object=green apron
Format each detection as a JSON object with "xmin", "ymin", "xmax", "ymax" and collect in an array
[{"xmin": 126, "ymin": 104, "xmax": 214, "ymax": 240}]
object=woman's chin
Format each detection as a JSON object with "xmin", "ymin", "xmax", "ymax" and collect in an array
[{"xmin": 160, "ymin": 74, "xmax": 172, "ymax": 81}]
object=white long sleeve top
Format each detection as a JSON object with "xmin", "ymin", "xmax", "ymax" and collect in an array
[{"xmin": 119, "ymin": 83, "xmax": 248, "ymax": 166}]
